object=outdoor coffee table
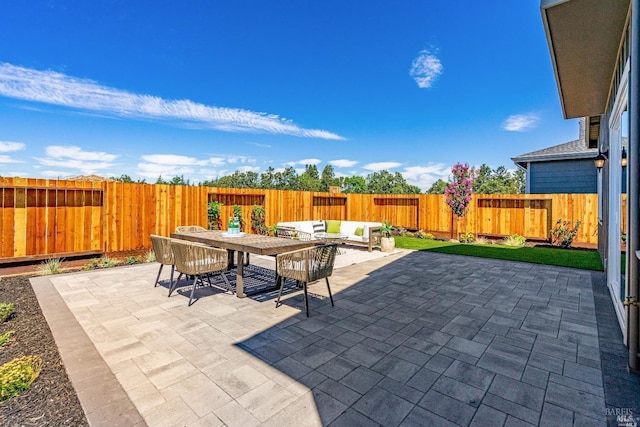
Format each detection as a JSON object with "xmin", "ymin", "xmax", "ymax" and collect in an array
[{"xmin": 314, "ymin": 232, "xmax": 348, "ymax": 254}]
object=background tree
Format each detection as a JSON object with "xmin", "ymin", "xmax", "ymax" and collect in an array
[
  {"xmin": 299, "ymin": 165, "xmax": 321, "ymax": 191},
  {"xmin": 366, "ymin": 170, "xmax": 420, "ymax": 194},
  {"xmin": 426, "ymin": 179, "xmax": 448, "ymax": 194},
  {"xmin": 111, "ymin": 174, "xmax": 133, "ymax": 183},
  {"xmin": 274, "ymin": 167, "xmax": 300, "ymax": 190},
  {"xmin": 169, "ymin": 175, "xmax": 190, "ymax": 186},
  {"xmin": 472, "ymin": 164, "xmax": 525, "ymax": 194},
  {"xmin": 320, "ymin": 165, "xmax": 339, "ymax": 191},
  {"xmin": 339, "ymin": 176, "xmax": 367, "ymax": 193},
  {"xmin": 259, "ymin": 167, "xmax": 278, "ymax": 189}
]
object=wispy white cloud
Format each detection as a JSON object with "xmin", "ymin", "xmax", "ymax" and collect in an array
[
  {"xmin": 363, "ymin": 161, "xmax": 402, "ymax": 171},
  {"xmin": 40, "ymin": 170, "xmax": 74, "ymax": 178},
  {"xmin": 35, "ymin": 145, "xmax": 118, "ymax": 174},
  {"xmin": 237, "ymin": 165, "xmax": 260, "ymax": 173},
  {"xmin": 502, "ymin": 113, "xmax": 539, "ymax": 132},
  {"xmin": 208, "ymin": 157, "xmax": 227, "ymax": 167},
  {"xmin": 0, "ymin": 155, "xmax": 23, "ymax": 163},
  {"xmin": 401, "ymin": 164, "xmax": 450, "ymax": 190},
  {"xmin": 0, "ymin": 140, "xmax": 26, "ymax": 152},
  {"xmin": 46, "ymin": 145, "xmax": 118, "ymax": 162},
  {"xmin": 138, "ymin": 153, "xmax": 259, "ymax": 179},
  {"xmin": 330, "ymin": 159, "xmax": 358, "ymax": 168},
  {"xmin": 0, "ymin": 63, "xmax": 345, "ymax": 140},
  {"xmin": 227, "ymin": 156, "xmax": 255, "ymax": 164},
  {"xmin": 285, "ymin": 158, "xmax": 322, "ymax": 167},
  {"xmin": 138, "ymin": 154, "xmax": 206, "ymax": 179},
  {"xmin": 141, "ymin": 154, "xmax": 208, "ymax": 166},
  {"xmin": 247, "ymin": 141, "xmax": 272, "ymax": 148},
  {"xmin": 410, "ymin": 48, "xmax": 443, "ymax": 89}
]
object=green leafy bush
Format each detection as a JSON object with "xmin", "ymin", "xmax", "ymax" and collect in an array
[
  {"xmin": 82, "ymin": 256, "xmax": 120, "ymax": 270},
  {"xmin": 380, "ymin": 221, "xmax": 394, "ymax": 238},
  {"xmin": 37, "ymin": 258, "xmax": 63, "ymax": 275},
  {"xmin": 143, "ymin": 249, "xmax": 156, "ymax": 263},
  {"xmin": 207, "ymin": 200, "xmax": 223, "ymax": 230},
  {"xmin": 458, "ymin": 232, "xmax": 474, "ymax": 244},
  {"xmin": 98, "ymin": 256, "xmax": 119, "ymax": 268},
  {"xmin": 0, "ymin": 303, "xmax": 15, "ymax": 323},
  {"xmin": 125, "ymin": 256, "xmax": 138, "ymax": 265},
  {"xmin": 550, "ymin": 219, "xmax": 581, "ymax": 248},
  {"xmin": 503, "ymin": 234, "xmax": 526, "ymax": 247},
  {"xmin": 251, "ymin": 205, "xmax": 268, "ymax": 235},
  {"xmin": 415, "ymin": 230, "xmax": 435, "ymax": 240},
  {"xmin": 0, "ymin": 331, "xmax": 15, "ymax": 348},
  {"xmin": 0, "ymin": 356, "xmax": 43, "ymax": 402}
]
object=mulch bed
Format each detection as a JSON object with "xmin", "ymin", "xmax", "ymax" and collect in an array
[{"xmin": 0, "ymin": 275, "xmax": 88, "ymax": 426}]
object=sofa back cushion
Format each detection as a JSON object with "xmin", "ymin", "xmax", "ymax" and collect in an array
[
  {"xmin": 326, "ymin": 220, "xmax": 342, "ymax": 233},
  {"xmin": 312, "ymin": 220, "xmax": 326, "ymax": 233}
]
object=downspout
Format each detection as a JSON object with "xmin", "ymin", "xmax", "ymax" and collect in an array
[{"xmin": 628, "ymin": 0, "xmax": 640, "ymax": 373}]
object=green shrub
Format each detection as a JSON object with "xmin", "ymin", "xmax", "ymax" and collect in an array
[
  {"xmin": 0, "ymin": 331, "xmax": 15, "ymax": 348},
  {"xmin": 0, "ymin": 304, "xmax": 15, "ymax": 323},
  {"xmin": 125, "ymin": 256, "xmax": 138, "ymax": 265},
  {"xmin": 458, "ymin": 232, "xmax": 474, "ymax": 244},
  {"xmin": 37, "ymin": 258, "xmax": 63, "ymax": 275},
  {"xmin": 415, "ymin": 230, "xmax": 435, "ymax": 239},
  {"xmin": 82, "ymin": 258, "xmax": 100, "ymax": 271},
  {"xmin": 380, "ymin": 221, "xmax": 394, "ymax": 238},
  {"xmin": 503, "ymin": 234, "xmax": 526, "ymax": 247},
  {"xmin": 251, "ymin": 205, "xmax": 268, "ymax": 235},
  {"xmin": 394, "ymin": 227, "xmax": 408, "ymax": 236},
  {"xmin": 207, "ymin": 200, "xmax": 223, "ymax": 230},
  {"xmin": 550, "ymin": 219, "xmax": 581, "ymax": 248},
  {"xmin": 143, "ymin": 249, "xmax": 156, "ymax": 263},
  {"xmin": 0, "ymin": 356, "xmax": 43, "ymax": 402},
  {"xmin": 474, "ymin": 237, "xmax": 491, "ymax": 245},
  {"xmin": 98, "ymin": 256, "xmax": 119, "ymax": 268}
]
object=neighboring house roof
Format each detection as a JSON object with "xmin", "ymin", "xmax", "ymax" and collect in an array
[{"xmin": 511, "ymin": 139, "xmax": 597, "ymax": 169}]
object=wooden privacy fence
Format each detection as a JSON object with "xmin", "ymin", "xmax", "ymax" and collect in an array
[{"xmin": 0, "ymin": 177, "xmax": 604, "ymax": 261}]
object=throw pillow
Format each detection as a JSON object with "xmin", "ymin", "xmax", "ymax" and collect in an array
[
  {"xmin": 312, "ymin": 220, "xmax": 326, "ymax": 233},
  {"xmin": 326, "ymin": 220, "xmax": 342, "ymax": 233},
  {"xmin": 354, "ymin": 227, "xmax": 364, "ymax": 236}
]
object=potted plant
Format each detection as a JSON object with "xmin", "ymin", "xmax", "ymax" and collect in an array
[
  {"xmin": 380, "ymin": 220, "xmax": 395, "ymax": 252},
  {"xmin": 207, "ymin": 200, "xmax": 223, "ymax": 230}
]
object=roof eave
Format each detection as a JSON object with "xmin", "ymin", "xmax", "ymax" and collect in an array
[
  {"xmin": 540, "ymin": 0, "xmax": 630, "ymax": 119},
  {"xmin": 512, "ymin": 151, "xmax": 597, "ymax": 164}
]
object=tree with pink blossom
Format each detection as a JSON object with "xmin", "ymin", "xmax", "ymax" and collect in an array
[{"xmin": 445, "ymin": 163, "xmax": 474, "ymax": 241}]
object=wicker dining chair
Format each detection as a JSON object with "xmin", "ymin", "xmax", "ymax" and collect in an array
[
  {"xmin": 150, "ymin": 234, "xmax": 175, "ymax": 290},
  {"xmin": 275, "ymin": 243, "xmax": 337, "ymax": 317},
  {"xmin": 175, "ymin": 225, "xmax": 207, "ymax": 233},
  {"xmin": 276, "ymin": 226, "xmax": 312, "ymax": 241},
  {"xmin": 170, "ymin": 240, "xmax": 231, "ymax": 306}
]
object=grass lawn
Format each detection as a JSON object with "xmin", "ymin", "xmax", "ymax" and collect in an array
[{"xmin": 394, "ymin": 236, "xmax": 604, "ymax": 271}]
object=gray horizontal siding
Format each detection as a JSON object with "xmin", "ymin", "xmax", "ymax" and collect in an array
[{"xmin": 529, "ymin": 159, "xmax": 597, "ymax": 194}]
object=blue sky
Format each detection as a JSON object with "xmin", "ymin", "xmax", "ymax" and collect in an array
[{"xmin": 0, "ymin": 1, "xmax": 578, "ymax": 190}]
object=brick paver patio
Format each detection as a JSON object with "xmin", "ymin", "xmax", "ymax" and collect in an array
[{"xmin": 31, "ymin": 250, "xmax": 640, "ymax": 426}]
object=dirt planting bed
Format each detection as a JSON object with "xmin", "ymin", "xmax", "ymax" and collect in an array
[{"xmin": 0, "ymin": 275, "xmax": 88, "ymax": 426}]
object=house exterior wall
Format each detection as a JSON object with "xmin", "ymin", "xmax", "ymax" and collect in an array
[{"xmin": 529, "ymin": 159, "xmax": 597, "ymax": 193}]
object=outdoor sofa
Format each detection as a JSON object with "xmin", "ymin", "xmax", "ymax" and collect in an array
[{"xmin": 276, "ymin": 219, "xmax": 383, "ymax": 252}]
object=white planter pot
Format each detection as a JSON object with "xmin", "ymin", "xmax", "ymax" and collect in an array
[{"xmin": 380, "ymin": 237, "xmax": 395, "ymax": 253}]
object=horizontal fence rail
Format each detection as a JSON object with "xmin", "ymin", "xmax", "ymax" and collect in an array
[{"xmin": 0, "ymin": 177, "xmax": 606, "ymax": 261}]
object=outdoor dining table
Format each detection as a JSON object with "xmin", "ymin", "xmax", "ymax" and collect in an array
[{"xmin": 170, "ymin": 230, "xmax": 317, "ymax": 298}]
